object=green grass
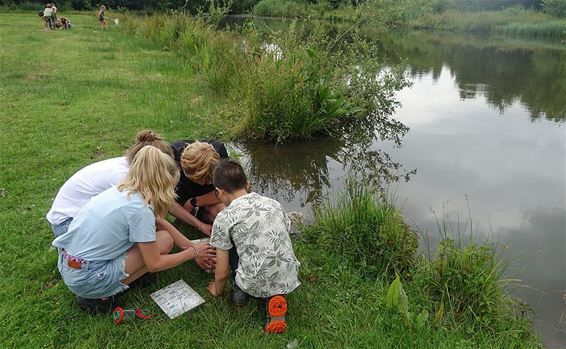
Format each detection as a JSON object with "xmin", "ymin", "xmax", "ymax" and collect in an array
[
  {"xmin": 303, "ymin": 182, "xmax": 419, "ymax": 278},
  {"xmin": 250, "ymin": 0, "xmax": 566, "ymax": 38},
  {"xmin": 0, "ymin": 13, "xmax": 539, "ymax": 348},
  {"xmin": 410, "ymin": 7, "xmax": 566, "ymax": 37},
  {"xmin": 119, "ymin": 13, "xmax": 409, "ymax": 143}
]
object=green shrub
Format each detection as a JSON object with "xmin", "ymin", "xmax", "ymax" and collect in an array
[
  {"xmin": 303, "ymin": 182, "xmax": 419, "ymax": 278},
  {"xmin": 119, "ymin": 14, "xmax": 409, "ymax": 143},
  {"xmin": 544, "ymin": 0, "xmax": 566, "ymax": 17},
  {"xmin": 236, "ymin": 39, "xmax": 353, "ymax": 142},
  {"xmin": 253, "ymin": 0, "xmax": 314, "ymax": 17},
  {"xmin": 16, "ymin": 1, "xmax": 41, "ymax": 10},
  {"xmin": 417, "ymin": 239, "xmax": 512, "ymax": 323},
  {"xmin": 234, "ymin": 22, "xmax": 409, "ymax": 142}
]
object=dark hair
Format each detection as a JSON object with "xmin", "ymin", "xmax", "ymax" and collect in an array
[
  {"xmin": 125, "ymin": 129, "xmax": 174, "ymax": 164},
  {"xmin": 213, "ymin": 159, "xmax": 248, "ymax": 193}
]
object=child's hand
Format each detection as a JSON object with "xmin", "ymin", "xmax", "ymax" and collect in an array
[
  {"xmin": 195, "ymin": 255, "xmax": 216, "ymax": 271},
  {"xmin": 207, "ymin": 282, "xmax": 218, "ymax": 296},
  {"xmin": 193, "ymin": 242, "xmax": 215, "ymax": 259},
  {"xmin": 198, "ymin": 222, "xmax": 212, "ymax": 236}
]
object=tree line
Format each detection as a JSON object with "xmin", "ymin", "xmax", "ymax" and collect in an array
[{"xmin": 3, "ymin": 0, "xmax": 564, "ymax": 14}]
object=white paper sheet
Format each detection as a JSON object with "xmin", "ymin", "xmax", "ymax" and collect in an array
[{"xmin": 150, "ymin": 280, "xmax": 205, "ymax": 319}]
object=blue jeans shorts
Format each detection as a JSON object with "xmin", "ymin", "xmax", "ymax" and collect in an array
[
  {"xmin": 57, "ymin": 252, "xmax": 129, "ymax": 299},
  {"xmin": 50, "ymin": 217, "xmax": 73, "ymax": 238}
]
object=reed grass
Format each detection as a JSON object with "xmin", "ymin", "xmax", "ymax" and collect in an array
[
  {"xmin": 119, "ymin": 13, "xmax": 409, "ymax": 143},
  {"xmin": 300, "ymin": 181, "xmax": 538, "ymax": 344},
  {"xmin": 303, "ymin": 181, "xmax": 419, "ymax": 278},
  {"xmin": 410, "ymin": 7, "xmax": 566, "ymax": 37}
]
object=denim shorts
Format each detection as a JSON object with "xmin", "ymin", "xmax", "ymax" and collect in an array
[
  {"xmin": 50, "ymin": 218, "xmax": 73, "ymax": 238},
  {"xmin": 57, "ymin": 252, "xmax": 129, "ymax": 299}
]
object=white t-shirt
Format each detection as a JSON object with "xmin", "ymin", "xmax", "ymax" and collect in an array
[{"xmin": 46, "ymin": 157, "xmax": 129, "ymax": 225}]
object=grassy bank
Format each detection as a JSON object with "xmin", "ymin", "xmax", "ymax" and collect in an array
[
  {"xmin": 409, "ymin": 7, "xmax": 566, "ymax": 37},
  {"xmin": 117, "ymin": 13, "xmax": 409, "ymax": 143},
  {"xmin": 251, "ymin": 0, "xmax": 566, "ymax": 38},
  {"xmin": 0, "ymin": 13, "xmax": 539, "ymax": 348}
]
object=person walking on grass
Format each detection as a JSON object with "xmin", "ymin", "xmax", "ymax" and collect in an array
[
  {"xmin": 98, "ymin": 5, "xmax": 107, "ymax": 29},
  {"xmin": 53, "ymin": 146, "xmax": 215, "ymax": 314},
  {"xmin": 42, "ymin": 4, "xmax": 54, "ymax": 30},
  {"xmin": 51, "ymin": 3, "xmax": 57, "ymax": 20},
  {"xmin": 207, "ymin": 159, "xmax": 300, "ymax": 334},
  {"xmin": 169, "ymin": 140, "xmax": 229, "ymax": 237}
]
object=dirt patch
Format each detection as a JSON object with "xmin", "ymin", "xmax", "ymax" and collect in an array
[{"xmin": 40, "ymin": 278, "xmax": 59, "ymax": 293}]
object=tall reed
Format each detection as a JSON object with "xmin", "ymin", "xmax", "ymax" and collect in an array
[
  {"xmin": 303, "ymin": 181, "xmax": 419, "ymax": 278},
  {"xmin": 119, "ymin": 14, "xmax": 409, "ymax": 143}
]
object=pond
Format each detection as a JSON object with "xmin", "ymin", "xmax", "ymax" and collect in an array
[{"xmin": 231, "ymin": 24, "xmax": 565, "ymax": 347}]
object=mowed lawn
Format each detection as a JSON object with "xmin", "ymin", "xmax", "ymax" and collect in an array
[{"xmin": 0, "ymin": 13, "xmax": 538, "ymax": 349}]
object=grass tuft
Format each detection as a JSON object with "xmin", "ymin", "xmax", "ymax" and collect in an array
[
  {"xmin": 303, "ymin": 181, "xmax": 419, "ymax": 278},
  {"xmin": 119, "ymin": 13, "xmax": 409, "ymax": 143}
]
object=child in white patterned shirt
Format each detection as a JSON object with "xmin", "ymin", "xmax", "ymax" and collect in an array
[{"xmin": 207, "ymin": 159, "xmax": 300, "ymax": 334}]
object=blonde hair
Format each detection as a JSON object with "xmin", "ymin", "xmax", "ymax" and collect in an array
[
  {"xmin": 180, "ymin": 141, "xmax": 219, "ymax": 183},
  {"xmin": 118, "ymin": 146, "xmax": 179, "ymax": 218},
  {"xmin": 125, "ymin": 129, "xmax": 173, "ymax": 164}
]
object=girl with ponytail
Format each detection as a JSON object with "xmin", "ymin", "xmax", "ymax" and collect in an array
[{"xmin": 47, "ymin": 129, "xmax": 173, "ymax": 238}]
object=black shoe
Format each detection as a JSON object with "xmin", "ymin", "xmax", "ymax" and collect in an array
[
  {"xmin": 231, "ymin": 283, "xmax": 248, "ymax": 306},
  {"xmin": 75, "ymin": 295, "xmax": 118, "ymax": 315},
  {"xmin": 129, "ymin": 273, "xmax": 156, "ymax": 289}
]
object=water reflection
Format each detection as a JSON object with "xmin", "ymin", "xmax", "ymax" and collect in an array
[
  {"xmin": 239, "ymin": 111, "xmax": 415, "ymax": 209},
  {"xmin": 375, "ymin": 31, "xmax": 566, "ymax": 123},
  {"xmin": 235, "ymin": 27, "xmax": 565, "ymax": 346}
]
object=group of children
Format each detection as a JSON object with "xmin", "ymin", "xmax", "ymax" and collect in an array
[
  {"xmin": 48, "ymin": 130, "xmax": 300, "ymax": 334},
  {"xmin": 39, "ymin": 3, "xmax": 71, "ymax": 30}
]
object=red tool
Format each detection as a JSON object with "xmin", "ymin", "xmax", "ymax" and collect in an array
[{"xmin": 112, "ymin": 306, "xmax": 151, "ymax": 325}]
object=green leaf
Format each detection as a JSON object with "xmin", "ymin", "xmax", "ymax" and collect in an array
[
  {"xmin": 415, "ymin": 310, "xmax": 429, "ymax": 329},
  {"xmin": 385, "ymin": 275, "xmax": 401, "ymax": 309},
  {"xmin": 434, "ymin": 303, "xmax": 444, "ymax": 327}
]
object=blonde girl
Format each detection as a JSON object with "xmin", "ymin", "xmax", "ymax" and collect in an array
[
  {"xmin": 53, "ymin": 146, "xmax": 215, "ymax": 314},
  {"xmin": 169, "ymin": 140, "xmax": 228, "ymax": 236},
  {"xmin": 47, "ymin": 129, "xmax": 173, "ymax": 238}
]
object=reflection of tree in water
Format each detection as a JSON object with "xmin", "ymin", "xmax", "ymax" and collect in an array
[
  {"xmin": 375, "ymin": 31, "xmax": 566, "ymax": 123},
  {"xmin": 239, "ymin": 109, "xmax": 415, "ymax": 209}
]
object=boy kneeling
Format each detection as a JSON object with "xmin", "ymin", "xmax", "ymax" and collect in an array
[{"xmin": 207, "ymin": 159, "xmax": 300, "ymax": 334}]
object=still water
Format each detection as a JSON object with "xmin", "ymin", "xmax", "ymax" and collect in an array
[{"xmin": 235, "ymin": 29, "xmax": 565, "ymax": 347}]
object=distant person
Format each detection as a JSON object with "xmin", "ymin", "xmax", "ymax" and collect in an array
[
  {"xmin": 60, "ymin": 16, "xmax": 71, "ymax": 30},
  {"xmin": 51, "ymin": 3, "xmax": 58, "ymax": 20},
  {"xmin": 53, "ymin": 146, "xmax": 215, "ymax": 314},
  {"xmin": 98, "ymin": 5, "xmax": 107, "ymax": 29},
  {"xmin": 207, "ymin": 159, "xmax": 300, "ymax": 334},
  {"xmin": 42, "ymin": 4, "xmax": 54, "ymax": 30},
  {"xmin": 169, "ymin": 140, "xmax": 229, "ymax": 236}
]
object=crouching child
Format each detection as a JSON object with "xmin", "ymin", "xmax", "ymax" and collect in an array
[{"xmin": 207, "ymin": 159, "xmax": 300, "ymax": 334}]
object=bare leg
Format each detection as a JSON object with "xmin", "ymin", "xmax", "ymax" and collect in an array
[
  {"xmin": 200, "ymin": 202, "xmax": 226, "ymax": 223},
  {"xmin": 121, "ymin": 230, "xmax": 173, "ymax": 285}
]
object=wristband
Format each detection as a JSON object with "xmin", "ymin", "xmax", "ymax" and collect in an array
[{"xmin": 190, "ymin": 197, "xmax": 198, "ymax": 208}]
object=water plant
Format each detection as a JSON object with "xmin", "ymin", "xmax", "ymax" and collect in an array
[
  {"xmin": 303, "ymin": 181, "xmax": 419, "ymax": 278},
  {"xmin": 120, "ymin": 14, "xmax": 410, "ymax": 143},
  {"xmin": 422, "ymin": 239, "xmax": 511, "ymax": 323}
]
